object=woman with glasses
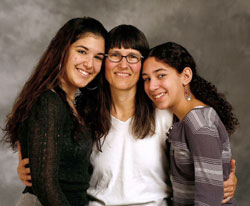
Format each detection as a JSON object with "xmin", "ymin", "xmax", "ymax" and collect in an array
[{"xmin": 86, "ymin": 24, "xmax": 173, "ymax": 205}]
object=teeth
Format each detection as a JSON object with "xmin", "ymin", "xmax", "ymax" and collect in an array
[
  {"xmin": 116, "ymin": 72, "xmax": 129, "ymax": 77},
  {"xmin": 154, "ymin": 93, "xmax": 166, "ymax": 99},
  {"xmin": 78, "ymin": 69, "xmax": 90, "ymax": 76}
]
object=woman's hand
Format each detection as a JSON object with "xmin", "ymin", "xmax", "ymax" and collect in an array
[
  {"xmin": 222, "ymin": 159, "xmax": 237, "ymax": 204},
  {"xmin": 17, "ymin": 141, "xmax": 32, "ymax": 187}
]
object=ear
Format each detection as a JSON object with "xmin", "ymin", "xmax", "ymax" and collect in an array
[{"xmin": 181, "ymin": 67, "xmax": 193, "ymax": 86}]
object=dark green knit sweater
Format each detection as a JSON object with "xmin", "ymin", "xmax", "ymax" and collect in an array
[{"xmin": 18, "ymin": 90, "xmax": 93, "ymax": 206}]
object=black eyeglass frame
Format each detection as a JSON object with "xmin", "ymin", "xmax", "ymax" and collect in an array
[{"xmin": 105, "ymin": 53, "xmax": 144, "ymax": 64}]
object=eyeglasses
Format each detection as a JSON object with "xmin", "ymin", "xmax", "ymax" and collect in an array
[{"xmin": 105, "ymin": 52, "xmax": 144, "ymax": 64}]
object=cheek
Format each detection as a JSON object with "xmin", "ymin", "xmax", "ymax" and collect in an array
[
  {"xmin": 104, "ymin": 66, "xmax": 112, "ymax": 82},
  {"xmin": 94, "ymin": 61, "xmax": 102, "ymax": 73},
  {"xmin": 167, "ymin": 80, "xmax": 183, "ymax": 96},
  {"xmin": 105, "ymin": 59, "xmax": 115, "ymax": 70},
  {"xmin": 132, "ymin": 63, "xmax": 141, "ymax": 77},
  {"xmin": 133, "ymin": 62, "xmax": 141, "ymax": 71},
  {"xmin": 104, "ymin": 60, "xmax": 115, "ymax": 77},
  {"xmin": 71, "ymin": 54, "xmax": 82, "ymax": 64}
]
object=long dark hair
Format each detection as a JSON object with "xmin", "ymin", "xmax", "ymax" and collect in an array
[
  {"xmin": 2, "ymin": 17, "xmax": 107, "ymax": 150},
  {"xmin": 148, "ymin": 42, "xmax": 239, "ymax": 135},
  {"xmin": 93, "ymin": 25, "xmax": 155, "ymax": 148}
]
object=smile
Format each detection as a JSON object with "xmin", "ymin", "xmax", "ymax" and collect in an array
[
  {"xmin": 115, "ymin": 72, "xmax": 130, "ymax": 77},
  {"xmin": 153, "ymin": 92, "xmax": 166, "ymax": 99},
  {"xmin": 77, "ymin": 68, "xmax": 92, "ymax": 76}
]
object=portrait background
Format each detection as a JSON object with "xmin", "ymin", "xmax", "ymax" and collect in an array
[{"xmin": 0, "ymin": 0, "xmax": 249, "ymax": 205}]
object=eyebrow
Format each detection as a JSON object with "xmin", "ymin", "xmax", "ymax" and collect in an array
[
  {"xmin": 76, "ymin": 45, "xmax": 105, "ymax": 55},
  {"xmin": 142, "ymin": 68, "xmax": 167, "ymax": 76},
  {"xmin": 109, "ymin": 50, "xmax": 141, "ymax": 56},
  {"xmin": 76, "ymin": 45, "xmax": 89, "ymax": 50},
  {"xmin": 154, "ymin": 68, "xmax": 167, "ymax": 73}
]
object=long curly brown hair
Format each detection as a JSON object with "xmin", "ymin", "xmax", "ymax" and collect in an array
[
  {"xmin": 148, "ymin": 42, "xmax": 239, "ymax": 135},
  {"xmin": 2, "ymin": 17, "xmax": 107, "ymax": 150}
]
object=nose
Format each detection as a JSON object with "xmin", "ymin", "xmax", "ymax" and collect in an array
[
  {"xmin": 119, "ymin": 56, "xmax": 129, "ymax": 68},
  {"xmin": 83, "ymin": 55, "xmax": 93, "ymax": 70},
  {"xmin": 149, "ymin": 79, "xmax": 159, "ymax": 91}
]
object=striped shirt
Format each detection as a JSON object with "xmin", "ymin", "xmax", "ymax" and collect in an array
[{"xmin": 167, "ymin": 106, "xmax": 237, "ymax": 205}]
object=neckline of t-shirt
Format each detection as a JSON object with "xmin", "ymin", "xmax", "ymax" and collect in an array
[
  {"xmin": 111, "ymin": 115, "xmax": 132, "ymax": 124},
  {"xmin": 173, "ymin": 105, "xmax": 211, "ymax": 126},
  {"xmin": 184, "ymin": 105, "xmax": 210, "ymax": 118},
  {"xmin": 194, "ymin": 105, "xmax": 205, "ymax": 109}
]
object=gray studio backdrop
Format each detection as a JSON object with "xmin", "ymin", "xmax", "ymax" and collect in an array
[{"xmin": 0, "ymin": 0, "xmax": 249, "ymax": 205}]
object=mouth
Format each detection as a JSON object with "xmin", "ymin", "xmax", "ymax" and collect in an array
[
  {"xmin": 114, "ymin": 72, "xmax": 130, "ymax": 77},
  {"xmin": 77, "ymin": 68, "xmax": 92, "ymax": 77},
  {"xmin": 152, "ymin": 92, "xmax": 167, "ymax": 99}
]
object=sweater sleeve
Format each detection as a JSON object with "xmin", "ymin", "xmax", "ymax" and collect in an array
[
  {"xmin": 26, "ymin": 92, "xmax": 71, "ymax": 206},
  {"xmin": 185, "ymin": 123, "xmax": 224, "ymax": 206}
]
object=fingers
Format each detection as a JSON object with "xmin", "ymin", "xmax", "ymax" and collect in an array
[
  {"xmin": 224, "ymin": 191, "xmax": 234, "ymax": 198},
  {"xmin": 222, "ymin": 191, "xmax": 234, "ymax": 204},
  {"xmin": 224, "ymin": 184, "xmax": 234, "ymax": 193},
  {"xmin": 17, "ymin": 158, "xmax": 32, "ymax": 187},
  {"xmin": 19, "ymin": 158, "xmax": 29, "ymax": 167},
  {"xmin": 224, "ymin": 172, "xmax": 234, "ymax": 192},
  {"xmin": 17, "ymin": 158, "xmax": 30, "ymax": 175},
  {"xmin": 17, "ymin": 169, "xmax": 32, "ymax": 187},
  {"xmin": 18, "ymin": 167, "xmax": 31, "ymax": 175},
  {"xmin": 17, "ymin": 141, "xmax": 22, "ymax": 161},
  {"xmin": 229, "ymin": 159, "xmax": 237, "ymax": 194},
  {"xmin": 233, "ymin": 175, "xmax": 237, "ymax": 190},
  {"xmin": 23, "ymin": 180, "xmax": 32, "ymax": 187},
  {"xmin": 222, "ymin": 196, "xmax": 233, "ymax": 204},
  {"xmin": 223, "ymin": 175, "xmax": 233, "ymax": 188},
  {"xmin": 230, "ymin": 159, "xmax": 236, "ymax": 173},
  {"xmin": 222, "ymin": 159, "xmax": 237, "ymax": 203}
]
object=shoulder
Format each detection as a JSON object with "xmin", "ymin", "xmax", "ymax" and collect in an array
[
  {"xmin": 155, "ymin": 108, "xmax": 174, "ymax": 131},
  {"xmin": 31, "ymin": 90, "xmax": 67, "ymax": 115},
  {"xmin": 183, "ymin": 107, "xmax": 220, "ymax": 135},
  {"xmin": 37, "ymin": 90, "xmax": 62, "ymax": 102},
  {"xmin": 34, "ymin": 90, "xmax": 65, "ymax": 108}
]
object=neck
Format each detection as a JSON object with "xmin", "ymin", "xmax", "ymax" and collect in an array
[
  {"xmin": 110, "ymin": 87, "xmax": 136, "ymax": 122},
  {"xmin": 60, "ymin": 80, "xmax": 77, "ymax": 104},
  {"xmin": 172, "ymin": 98, "xmax": 206, "ymax": 121}
]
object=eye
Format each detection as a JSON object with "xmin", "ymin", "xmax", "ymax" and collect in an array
[
  {"xmin": 95, "ymin": 55, "xmax": 104, "ymax": 61},
  {"xmin": 128, "ymin": 54, "xmax": 138, "ymax": 59},
  {"xmin": 78, "ymin": 50, "xmax": 87, "ymax": 55},
  {"xmin": 109, "ymin": 53, "xmax": 120, "ymax": 57},
  {"xmin": 158, "ymin": 74, "xmax": 166, "ymax": 78},
  {"xmin": 142, "ymin": 77, "xmax": 150, "ymax": 82},
  {"xmin": 128, "ymin": 54, "xmax": 139, "ymax": 61}
]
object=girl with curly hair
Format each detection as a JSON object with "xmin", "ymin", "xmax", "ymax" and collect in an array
[{"xmin": 142, "ymin": 42, "xmax": 239, "ymax": 205}]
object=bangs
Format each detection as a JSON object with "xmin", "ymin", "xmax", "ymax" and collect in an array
[
  {"xmin": 107, "ymin": 25, "xmax": 149, "ymax": 56},
  {"xmin": 109, "ymin": 33, "xmax": 140, "ymax": 50}
]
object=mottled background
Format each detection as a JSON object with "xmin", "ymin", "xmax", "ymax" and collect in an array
[{"xmin": 0, "ymin": 0, "xmax": 249, "ymax": 205}]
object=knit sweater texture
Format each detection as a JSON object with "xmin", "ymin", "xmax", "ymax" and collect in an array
[{"xmin": 18, "ymin": 90, "xmax": 93, "ymax": 206}]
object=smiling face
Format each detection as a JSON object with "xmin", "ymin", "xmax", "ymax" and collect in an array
[
  {"xmin": 105, "ymin": 47, "xmax": 142, "ymax": 92},
  {"xmin": 60, "ymin": 33, "xmax": 105, "ymax": 95},
  {"xmin": 142, "ymin": 57, "xmax": 185, "ymax": 110}
]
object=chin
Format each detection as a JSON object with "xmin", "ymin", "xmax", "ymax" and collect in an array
[{"xmin": 154, "ymin": 102, "xmax": 169, "ymax": 110}]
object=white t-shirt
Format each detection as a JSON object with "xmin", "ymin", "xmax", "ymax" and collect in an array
[{"xmin": 87, "ymin": 109, "xmax": 173, "ymax": 206}]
